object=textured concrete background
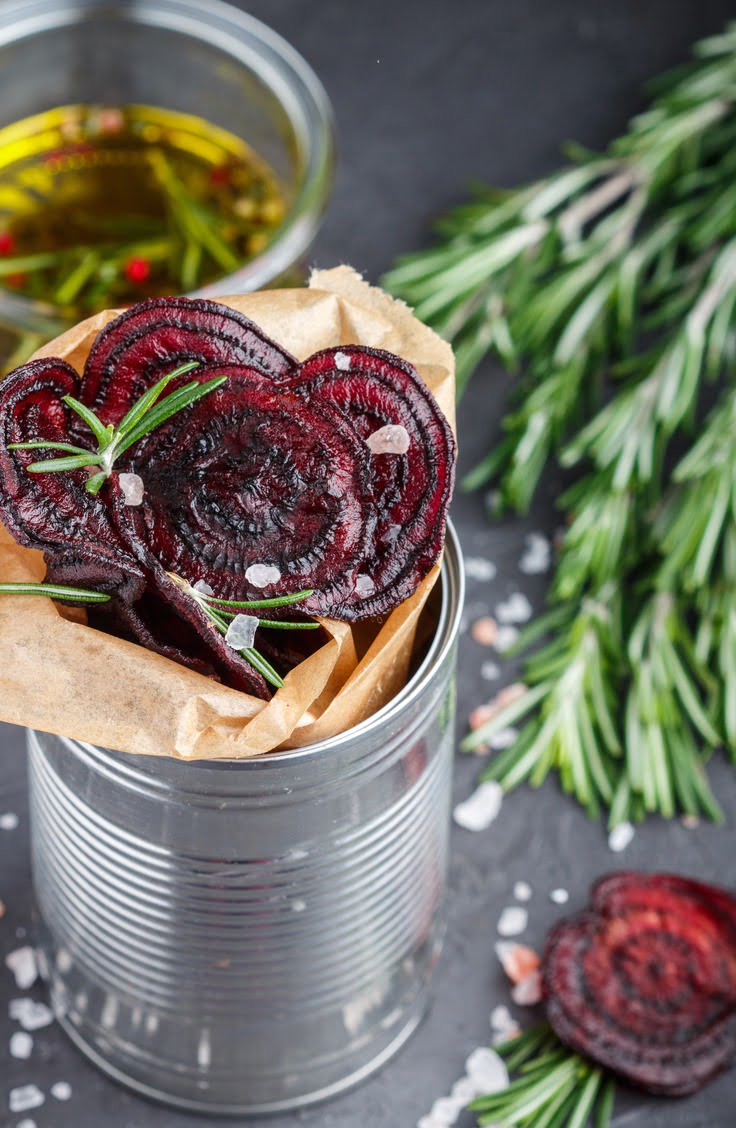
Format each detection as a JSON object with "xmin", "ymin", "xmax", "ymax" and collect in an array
[{"xmin": 2, "ymin": 1, "xmax": 736, "ymax": 1125}]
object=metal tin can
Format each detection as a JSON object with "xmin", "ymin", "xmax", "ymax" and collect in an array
[{"xmin": 27, "ymin": 523, "xmax": 464, "ymax": 1115}]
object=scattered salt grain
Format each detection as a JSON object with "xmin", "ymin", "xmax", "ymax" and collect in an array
[
  {"xmin": 512, "ymin": 969, "xmax": 543, "ymax": 1006},
  {"xmin": 355, "ymin": 573, "xmax": 376, "ymax": 598},
  {"xmin": 118, "ymin": 471, "xmax": 145, "ymax": 506},
  {"xmin": 50, "ymin": 1081, "xmax": 72, "ymax": 1101},
  {"xmin": 16, "ymin": 1120, "xmax": 37, "ymax": 1128},
  {"xmin": 450, "ymin": 1077, "xmax": 477, "ymax": 1104},
  {"xmin": 464, "ymin": 557, "xmax": 497, "ymax": 582},
  {"xmin": 9, "ymin": 1086, "xmax": 44, "ymax": 1113},
  {"xmin": 481, "ymin": 660, "xmax": 500, "ymax": 681},
  {"xmin": 513, "ymin": 881, "xmax": 532, "ymax": 902},
  {"xmin": 495, "ymin": 624, "xmax": 520, "ymax": 651},
  {"xmin": 9, "ymin": 1031, "xmax": 33, "ymax": 1059},
  {"xmin": 429, "ymin": 1095, "xmax": 463, "ymax": 1124},
  {"xmin": 471, "ymin": 616, "xmax": 498, "ymax": 646},
  {"xmin": 9, "ymin": 998, "xmax": 54, "ymax": 1031},
  {"xmin": 0, "ymin": 812, "xmax": 19, "ymax": 830},
  {"xmin": 292, "ymin": 899, "xmax": 306, "ymax": 913},
  {"xmin": 496, "ymin": 592, "xmax": 533, "ymax": 624},
  {"xmin": 245, "ymin": 563, "xmax": 281, "ymax": 588},
  {"xmin": 5, "ymin": 948, "xmax": 37, "ymax": 990},
  {"xmin": 550, "ymin": 887, "xmax": 569, "ymax": 905},
  {"xmin": 495, "ymin": 941, "xmax": 540, "ymax": 984},
  {"xmin": 366, "ymin": 423, "xmax": 410, "ymax": 455},
  {"xmin": 453, "ymin": 781, "xmax": 503, "ymax": 832},
  {"xmin": 192, "ymin": 580, "xmax": 213, "ymax": 597},
  {"xmin": 465, "ymin": 1046, "xmax": 509, "ymax": 1094},
  {"xmin": 225, "ymin": 614, "xmax": 258, "ymax": 651},
  {"xmin": 608, "ymin": 821, "xmax": 635, "ymax": 853},
  {"xmin": 497, "ymin": 906, "xmax": 528, "ymax": 937},
  {"xmin": 520, "ymin": 532, "xmax": 551, "ymax": 575},
  {"xmin": 489, "ymin": 1004, "xmax": 515, "ymax": 1033},
  {"xmin": 488, "ymin": 726, "xmax": 519, "ymax": 751},
  {"xmin": 333, "ymin": 351, "xmax": 351, "ymax": 371}
]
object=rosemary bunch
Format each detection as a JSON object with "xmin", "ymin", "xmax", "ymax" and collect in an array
[
  {"xmin": 471, "ymin": 1026, "xmax": 616, "ymax": 1128},
  {"xmin": 388, "ymin": 24, "xmax": 736, "ymax": 825}
]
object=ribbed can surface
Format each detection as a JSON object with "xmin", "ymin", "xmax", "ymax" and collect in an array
[{"xmin": 27, "ymin": 526, "xmax": 463, "ymax": 1114}]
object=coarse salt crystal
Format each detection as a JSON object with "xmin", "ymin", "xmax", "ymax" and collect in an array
[
  {"xmin": 245, "ymin": 563, "xmax": 281, "ymax": 588},
  {"xmin": 464, "ymin": 557, "xmax": 497, "ymax": 582},
  {"xmin": 489, "ymin": 1003, "xmax": 515, "ymax": 1032},
  {"xmin": 9, "ymin": 1086, "xmax": 44, "ymax": 1113},
  {"xmin": 50, "ymin": 1081, "xmax": 72, "ymax": 1101},
  {"xmin": 465, "ymin": 1046, "xmax": 509, "ymax": 1094},
  {"xmin": 429, "ymin": 1095, "xmax": 463, "ymax": 1124},
  {"xmin": 550, "ymin": 887, "xmax": 569, "ymax": 905},
  {"xmin": 453, "ymin": 781, "xmax": 503, "ymax": 832},
  {"xmin": 497, "ymin": 906, "xmax": 528, "ymax": 937},
  {"xmin": 16, "ymin": 1121, "xmax": 37, "ymax": 1128},
  {"xmin": 0, "ymin": 811, "xmax": 19, "ymax": 830},
  {"xmin": 382, "ymin": 523, "xmax": 401, "ymax": 545},
  {"xmin": 481, "ymin": 660, "xmax": 500, "ymax": 681},
  {"xmin": 450, "ymin": 1076, "xmax": 477, "ymax": 1104},
  {"xmin": 681, "ymin": 814, "xmax": 700, "ymax": 829},
  {"xmin": 5, "ymin": 947, "xmax": 37, "ymax": 990},
  {"xmin": 512, "ymin": 969, "xmax": 544, "ymax": 1006},
  {"xmin": 334, "ymin": 351, "xmax": 351, "ymax": 371},
  {"xmin": 471, "ymin": 616, "xmax": 498, "ymax": 646},
  {"xmin": 520, "ymin": 532, "xmax": 551, "ymax": 575},
  {"xmin": 495, "ymin": 624, "xmax": 520, "ymax": 651},
  {"xmin": 9, "ymin": 1031, "xmax": 33, "ymax": 1059},
  {"xmin": 496, "ymin": 592, "xmax": 533, "ymax": 624},
  {"xmin": 225, "ymin": 614, "xmax": 258, "ymax": 651},
  {"xmin": 513, "ymin": 881, "xmax": 532, "ymax": 902},
  {"xmin": 608, "ymin": 821, "xmax": 635, "ymax": 853},
  {"xmin": 366, "ymin": 423, "xmax": 410, "ymax": 455},
  {"xmin": 118, "ymin": 472, "xmax": 145, "ymax": 506},
  {"xmin": 192, "ymin": 580, "xmax": 214, "ymax": 597},
  {"xmin": 355, "ymin": 573, "xmax": 376, "ymax": 598},
  {"xmin": 488, "ymin": 727, "xmax": 519, "ymax": 751},
  {"xmin": 9, "ymin": 998, "xmax": 54, "ymax": 1031},
  {"xmin": 495, "ymin": 941, "xmax": 540, "ymax": 984}
]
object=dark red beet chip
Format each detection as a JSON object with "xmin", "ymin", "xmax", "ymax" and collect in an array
[
  {"xmin": 542, "ymin": 870, "xmax": 736, "ymax": 1096},
  {"xmin": 291, "ymin": 346, "xmax": 456, "ymax": 618},
  {"xmin": 0, "ymin": 358, "xmax": 125, "ymax": 556},
  {"xmin": 81, "ymin": 297, "xmax": 297, "ymax": 426},
  {"xmin": 109, "ymin": 369, "xmax": 376, "ymax": 618}
]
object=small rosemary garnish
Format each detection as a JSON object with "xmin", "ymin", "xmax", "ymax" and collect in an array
[
  {"xmin": 8, "ymin": 361, "xmax": 226, "ymax": 493},
  {"xmin": 168, "ymin": 574, "xmax": 319, "ymax": 691},
  {"xmin": 0, "ymin": 582, "xmax": 110, "ymax": 603},
  {"xmin": 470, "ymin": 1025, "xmax": 616, "ymax": 1128}
]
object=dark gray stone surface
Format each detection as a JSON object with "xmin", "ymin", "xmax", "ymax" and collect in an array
[{"xmin": 2, "ymin": 1, "xmax": 736, "ymax": 1125}]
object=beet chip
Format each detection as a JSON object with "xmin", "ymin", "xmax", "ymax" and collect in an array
[
  {"xmin": 542, "ymin": 871, "xmax": 736, "ymax": 1096},
  {"xmin": 0, "ymin": 297, "xmax": 456, "ymax": 694}
]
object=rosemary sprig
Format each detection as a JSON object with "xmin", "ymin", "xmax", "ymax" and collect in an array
[
  {"xmin": 168, "ymin": 575, "xmax": 319, "ymax": 691},
  {"xmin": 8, "ymin": 361, "xmax": 227, "ymax": 492},
  {"xmin": 470, "ymin": 1026, "xmax": 616, "ymax": 1128},
  {"xmin": 0, "ymin": 582, "xmax": 110, "ymax": 603},
  {"xmin": 388, "ymin": 23, "xmax": 736, "ymax": 826}
]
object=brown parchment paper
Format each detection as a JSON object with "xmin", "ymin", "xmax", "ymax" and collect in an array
[{"xmin": 0, "ymin": 267, "xmax": 455, "ymax": 759}]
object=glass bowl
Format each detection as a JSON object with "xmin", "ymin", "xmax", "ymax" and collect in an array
[{"xmin": 0, "ymin": 0, "xmax": 335, "ymax": 340}]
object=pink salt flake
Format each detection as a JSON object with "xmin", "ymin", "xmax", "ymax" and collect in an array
[
  {"xmin": 471, "ymin": 616, "xmax": 498, "ymax": 646},
  {"xmin": 366, "ymin": 424, "xmax": 410, "ymax": 455},
  {"xmin": 511, "ymin": 969, "xmax": 543, "ymax": 1006},
  {"xmin": 495, "ymin": 941, "xmax": 540, "ymax": 984},
  {"xmin": 355, "ymin": 574, "xmax": 376, "ymax": 598}
]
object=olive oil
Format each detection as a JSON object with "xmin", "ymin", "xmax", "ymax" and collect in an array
[{"xmin": 0, "ymin": 104, "xmax": 289, "ymax": 366}]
